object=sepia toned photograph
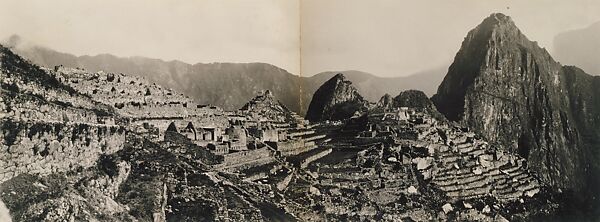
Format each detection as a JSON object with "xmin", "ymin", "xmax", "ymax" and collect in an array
[{"xmin": 1, "ymin": 0, "xmax": 599, "ymax": 221}]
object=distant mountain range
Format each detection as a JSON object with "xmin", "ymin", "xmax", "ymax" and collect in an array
[
  {"xmin": 554, "ymin": 21, "xmax": 600, "ymax": 75},
  {"xmin": 4, "ymin": 35, "xmax": 445, "ymax": 115},
  {"xmin": 305, "ymin": 72, "xmax": 441, "ymax": 123},
  {"xmin": 310, "ymin": 69, "xmax": 446, "ymax": 102}
]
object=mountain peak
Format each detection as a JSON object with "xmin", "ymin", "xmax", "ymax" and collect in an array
[
  {"xmin": 433, "ymin": 13, "xmax": 535, "ymax": 121},
  {"xmin": 433, "ymin": 13, "xmax": 600, "ymax": 193},
  {"xmin": 332, "ymin": 73, "xmax": 346, "ymax": 81},
  {"xmin": 484, "ymin": 13, "xmax": 513, "ymax": 24},
  {"xmin": 306, "ymin": 74, "xmax": 367, "ymax": 122},
  {"xmin": 477, "ymin": 13, "xmax": 517, "ymax": 31},
  {"xmin": 459, "ymin": 13, "xmax": 523, "ymax": 48}
]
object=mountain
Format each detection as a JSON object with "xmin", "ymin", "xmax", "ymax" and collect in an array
[
  {"xmin": 432, "ymin": 13, "xmax": 600, "ymax": 203},
  {"xmin": 309, "ymin": 68, "xmax": 446, "ymax": 101},
  {"xmin": 305, "ymin": 74, "xmax": 368, "ymax": 122},
  {"xmin": 4, "ymin": 35, "xmax": 446, "ymax": 115},
  {"xmin": 375, "ymin": 93, "xmax": 394, "ymax": 110},
  {"xmin": 554, "ymin": 21, "xmax": 600, "ymax": 75},
  {"xmin": 373, "ymin": 90, "xmax": 442, "ymax": 117},
  {"xmin": 393, "ymin": 90, "xmax": 444, "ymax": 119},
  {"xmin": 393, "ymin": 90, "xmax": 436, "ymax": 112}
]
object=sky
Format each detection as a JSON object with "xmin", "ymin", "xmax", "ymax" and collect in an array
[
  {"xmin": 301, "ymin": 0, "xmax": 600, "ymax": 77},
  {"xmin": 1, "ymin": 0, "xmax": 599, "ymax": 77},
  {"xmin": 0, "ymin": 0, "xmax": 301, "ymax": 73}
]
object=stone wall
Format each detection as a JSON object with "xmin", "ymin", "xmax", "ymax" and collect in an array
[
  {"xmin": 218, "ymin": 147, "xmax": 274, "ymax": 171},
  {"xmin": 300, "ymin": 148, "xmax": 332, "ymax": 168},
  {"xmin": 273, "ymin": 139, "xmax": 317, "ymax": 156},
  {"xmin": 1, "ymin": 90, "xmax": 111, "ymax": 124},
  {"xmin": 0, "ymin": 119, "xmax": 126, "ymax": 183},
  {"xmin": 53, "ymin": 68, "xmax": 217, "ymax": 120}
]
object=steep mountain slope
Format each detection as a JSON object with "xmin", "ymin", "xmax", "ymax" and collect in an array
[
  {"xmin": 432, "ymin": 13, "xmax": 600, "ymax": 199},
  {"xmin": 554, "ymin": 21, "xmax": 600, "ymax": 75},
  {"xmin": 5, "ymin": 36, "xmax": 446, "ymax": 115},
  {"xmin": 305, "ymin": 74, "xmax": 368, "ymax": 122}
]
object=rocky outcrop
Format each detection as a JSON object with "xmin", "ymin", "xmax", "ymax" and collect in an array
[
  {"xmin": 373, "ymin": 90, "xmax": 442, "ymax": 119},
  {"xmin": 306, "ymin": 74, "xmax": 368, "ymax": 122},
  {"xmin": 432, "ymin": 13, "xmax": 600, "ymax": 195},
  {"xmin": 394, "ymin": 90, "xmax": 441, "ymax": 116},
  {"xmin": 0, "ymin": 165, "xmax": 135, "ymax": 221},
  {"xmin": 376, "ymin": 94, "xmax": 394, "ymax": 111}
]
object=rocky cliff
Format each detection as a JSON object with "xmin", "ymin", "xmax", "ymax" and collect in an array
[
  {"xmin": 432, "ymin": 13, "xmax": 600, "ymax": 197},
  {"xmin": 305, "ymin": 74, "xmax": 368, "ymax": 122}
]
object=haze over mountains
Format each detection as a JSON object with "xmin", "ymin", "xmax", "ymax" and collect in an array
[
  {"xmin": 4, "ymin": 35, "xmax": 445, "ymax": 115},
  {"xmin": 553, "ymin": 21, "xmax": 600, "ymax": 75}
]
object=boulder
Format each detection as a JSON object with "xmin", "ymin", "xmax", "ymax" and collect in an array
[
  {"xmin": 442, "ymin": 203, "xmax": 453, "ymax": 214},
  {"xmin": 407, "ymin": 186, "xmax": 418, "ymax": 194}
]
